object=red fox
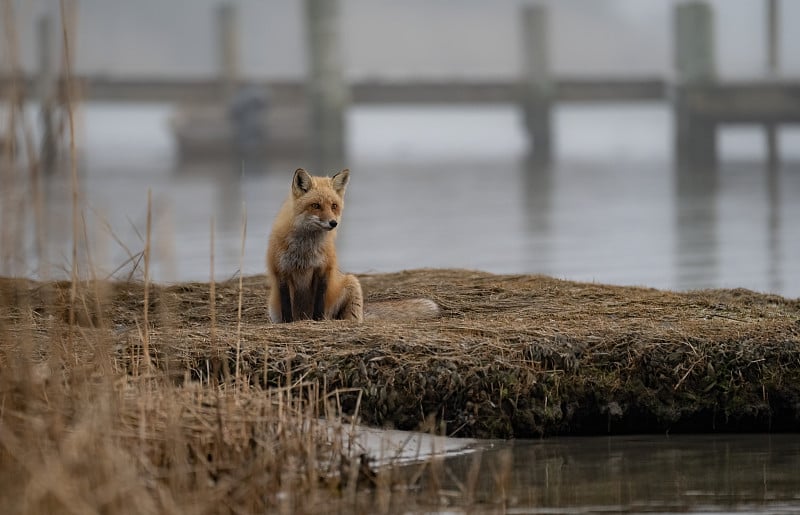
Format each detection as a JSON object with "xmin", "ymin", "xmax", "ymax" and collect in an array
[{"xmin": 266, "ymin": 168, "xmax": 439, "ymax": 323}]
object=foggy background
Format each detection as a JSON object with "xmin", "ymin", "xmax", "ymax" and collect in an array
[
  {"xmin": 10, "ymin": 0, "xmax": 800, "ymax": 79},
  {"xmin": 1, "ymin": 0, "xmax": 799, "ymax": 297}
]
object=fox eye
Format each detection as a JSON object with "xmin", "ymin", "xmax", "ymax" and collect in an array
[
  {"xmin": 310, "ymin": 203, "xmax": 321, "ymax": 209},
  {"xmin": 331, "ymin": 203, "xmax": 338, "ymax": 210}
]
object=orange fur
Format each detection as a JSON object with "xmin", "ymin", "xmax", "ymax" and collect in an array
[
  {"xmin": 267, "ymin": 168, "xmax": 363, "ymax": 322},
  {"xmin": 266, "ymin": 168, "xmax": 440, "ymax": 323}
]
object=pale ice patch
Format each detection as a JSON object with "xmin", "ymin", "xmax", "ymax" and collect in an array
[{"xmin": 335, "ymin": 423, "xmax": 484, "ymax": 468}]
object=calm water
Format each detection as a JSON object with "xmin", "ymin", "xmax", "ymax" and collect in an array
[
  {"xmin": 12, "ymin": 102, "xmax": 800, "ymax": 297},
  {"xmin": 435, "ymin": 434, "xmax": 800, "ymax": 514}
]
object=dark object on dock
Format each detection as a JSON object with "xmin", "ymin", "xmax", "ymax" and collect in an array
[
  {"xmin": 169, "ymin": 100, "xmax": 307, "ymax": 161},
  {"xmin": 228, "ymin": 85, "xmax": 268, "ymax": 156}
]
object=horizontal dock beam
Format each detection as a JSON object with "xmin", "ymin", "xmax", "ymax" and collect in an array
[
  {"xmin": 6, "ymin": 76, "xmax": 799, "ymax": 121},
  {"xmin": 681, "ymin": 83, "xmax": 800, "ymax": 123},
  {"xmin": 1, "ymin": 76, "xmax": 669, "ymax": 104},
  {"xmin": 5, "ymin": 76, "xmax": 799, "ymax": 120}
]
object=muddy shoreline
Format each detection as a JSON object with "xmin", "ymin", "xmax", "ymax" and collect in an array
[{"xmin": 2, "ymin": 269, "xmax": 799, "ymax": 438}]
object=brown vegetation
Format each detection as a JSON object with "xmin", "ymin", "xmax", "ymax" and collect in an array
[
  {"xmin": 3, "ymin": 268, "xmax": 799, "ymax": 441},
  {"xmin": 2, "ymin": 256, "xmax": 800, "ymax": 514}
]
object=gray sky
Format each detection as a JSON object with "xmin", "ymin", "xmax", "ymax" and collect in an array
[{"xmin": 5, "ymin": 0, "xmax": 798, "ymax": 80}]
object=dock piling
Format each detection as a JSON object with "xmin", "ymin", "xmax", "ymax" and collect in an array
[
  {"xmin": 37, "ymin": 13, "xmax": 57, "ymax": 173},
  {"xmin": 520, "ymin": 5, "xmax": 553, "ymax": 164},
  {"xmin": 217, "ymin": 3, "xmax": 239, "ymax": 101},
  {"xmin": 766, "ymin": 0, "xmax": 779, "ymax": 167},
  {"xmin": 304, "ymin": 0, "xmax": 348, "ymax": 172},
  {"xmin": 674, "ymin": 2, "xmax": 717, "ymax": 166}
]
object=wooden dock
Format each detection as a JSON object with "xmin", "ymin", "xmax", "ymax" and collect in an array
[
  {"xmin": 3, "ymin": 1, "xmax": 796, "ymax": 166},
  {"xmin": 675, "ymin": 82, "xmax": 800, "ymax": 165},
  {"xmin": 6, "ymin": 75, "xmax": 797, "ymax": 165}
]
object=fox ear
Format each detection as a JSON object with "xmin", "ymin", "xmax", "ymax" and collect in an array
[
  {"xmin": 331, "ymin": 169, "xmax": 349, "ymax": 195},
  {"xmin": 292, "ymin": 168, "xmax": 312, "ymax": 196}
]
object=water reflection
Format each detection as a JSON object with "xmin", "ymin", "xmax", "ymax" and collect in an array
[
  {"xmin": 766, "ymin": 163, "xmax": 782, "ymax": 294},
  {"xmin": 672, "ymin": 159, "xmax": 791, "ymax": 295},
  {"xmin": 674, "ymin": 164, "xmax": 719, "ymax": 291},
  {"xmin": 520, "ymin": 153, "xmax": 554, "ymax": 277},
  {"xmin": 21, "ymin": 153, "xmax": 800, "ymax": 300},
  {"xmin": 436, "ymin": 434, "xmax": 800, "ymax": 513}
]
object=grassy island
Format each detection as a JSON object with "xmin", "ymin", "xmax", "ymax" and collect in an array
[{"xmin": 1, "ymin": 269, "xmax": 798, "ymax": 512}]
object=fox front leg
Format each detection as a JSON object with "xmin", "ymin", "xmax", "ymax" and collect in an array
[
  {"xmin": 279, "ymin": 281, "xmax": 294, "ymax": 323},
  {"xmin": 311, "ymin": 271, "xmax": 328, "ymax": 321}
]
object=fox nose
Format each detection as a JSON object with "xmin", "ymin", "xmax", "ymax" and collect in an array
[{"xmin": 328, "ymin": 220, "xmax": 338, "ymax": 229}]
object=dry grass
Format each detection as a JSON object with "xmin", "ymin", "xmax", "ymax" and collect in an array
[
  {"xmin": 3, "ymin": 269, "xmax": 799, "ymax": 442},
  {"xmin": 0, "ymin": 270, "xmax": 561, "ymax": 513},
  {"xmin": 0, "ymin": 279, "xmax": 420, "ymax": 513}
]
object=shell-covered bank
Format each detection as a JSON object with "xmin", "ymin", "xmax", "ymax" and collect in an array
[{"xmin": 3, "ymin": 269, "xmax": 799, "ymax": 438}]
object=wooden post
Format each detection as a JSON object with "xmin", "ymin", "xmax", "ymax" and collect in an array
[
  {"xmin": 38, "ymin": 13, "xmax": 57, "ymax": 173},
  {"xmin": 217, "ymin": 3, "xmax": 238, "ymax": 100},
  {"xmin": 674, "ymin": 3, "xmax": 715, "ymax": 84},
  {"xmin": 520, "ymin": 5, "xmax": 553, "ymax": 164},
  {"xmin": 765, "ymin": 0, "xmax": 779, "ymax": 166},
  {"xmin": 674, "ymin": 2, "xmax": 717, "ymax": 166},
  {"xmin": 304, "ymin": 0, "xmax": 348, "ymax": 171},
  {"xmin": 767, "ymin": 0, "xmax": 779, "ymax": 74}
]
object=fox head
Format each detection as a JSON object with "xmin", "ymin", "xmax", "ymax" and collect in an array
[{"xmin": 290, "ymin": 168, "xmax": 349, "ymax": 232}]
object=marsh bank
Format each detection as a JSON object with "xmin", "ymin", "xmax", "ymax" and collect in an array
[{"xmin": 4, "ymin": 268, "xmax": 799, "ymax": 438}]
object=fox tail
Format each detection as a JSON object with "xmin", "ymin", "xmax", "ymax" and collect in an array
[{"xmin": 363, "ymin": 298, "xmax": 440, "ymax": 321}]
